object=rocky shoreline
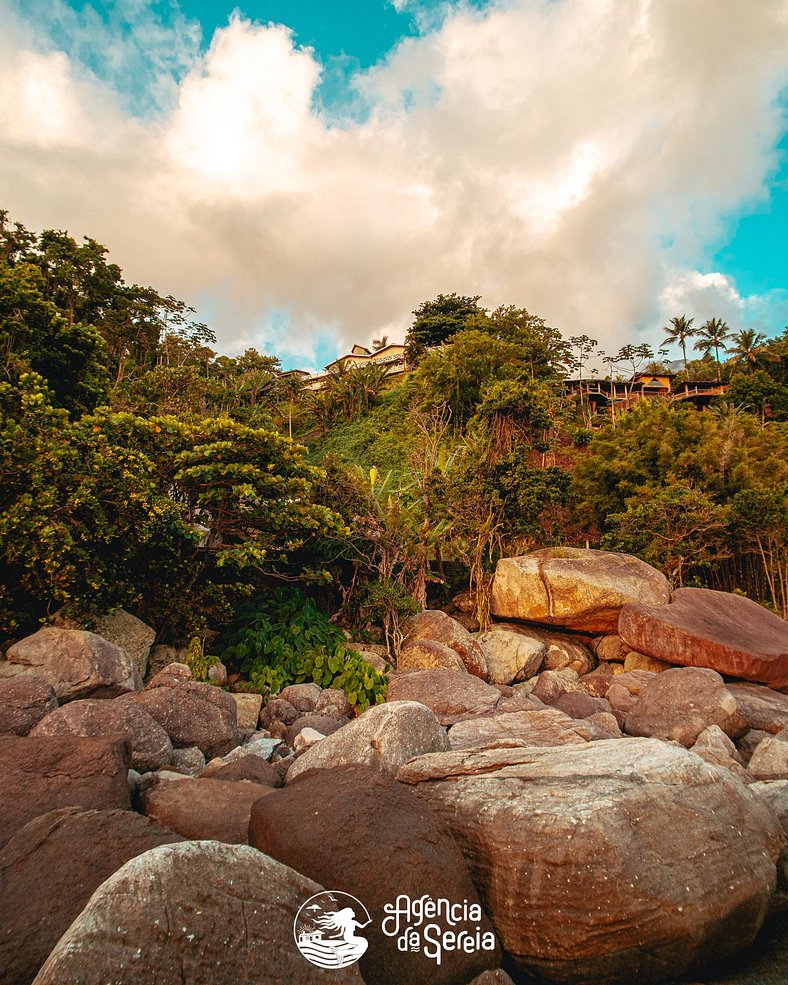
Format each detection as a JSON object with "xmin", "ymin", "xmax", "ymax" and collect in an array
[{"xmin": 0, "ymin": 549, "xmax": 786, "ymax": 985}]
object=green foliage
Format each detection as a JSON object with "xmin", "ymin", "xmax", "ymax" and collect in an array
[
  {"xmin": 219, "ymin": 589, "xmax": 388, "ymax": 710},
  {"xmin": 405, "ymin": 293, "xmax": 483, "ymax": 362},
  {"xmin": 724, "ymin": 370, "xmax": 788, "ymax": 422},
  {"xmin": 184, "ymin": 636, "xmax": 221, "ymax": 682}
]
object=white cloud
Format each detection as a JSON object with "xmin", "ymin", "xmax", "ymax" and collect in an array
[{"xmin": 0, "ymin": 0, "xmax": 787, "ymax": 365}]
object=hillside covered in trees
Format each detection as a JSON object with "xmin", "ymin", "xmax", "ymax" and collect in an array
[{"xmin": 2, "ymin": 211, "xmax": 786, "ymax": 670}]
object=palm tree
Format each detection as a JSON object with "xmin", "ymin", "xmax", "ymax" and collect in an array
[
  {"xmin": 661, "ymin": 315, "xmax": 695, "ymax": 370},
  {"xmin": 693, "ymin": 318, "xmax": 731, "ymax": 378},
  {"xmin": 726, "ymin": 329, "xmax": 773, "ymax": 373},
  {"xmin": 372, "ymin": 335, "xmax": 389, "ymax": 351}
]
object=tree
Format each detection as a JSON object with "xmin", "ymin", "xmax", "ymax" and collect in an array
[
  {"xmin": 372, "ymin": 335, "xmax": 388, "ymax": 351},
  {"xmin": 694, "ymin": 318, "xmax": 731, "ymax": 378},
  {"xmin": 404, "ymin": 293, "xmax": 483, "ymax": 363},
  {"xmin": 726, "ymin": 329, "xmax": 773, "ymax": 374},
  {"xmin": 661, "ymin": 315, "xmax": 695, "ymax": 370}
]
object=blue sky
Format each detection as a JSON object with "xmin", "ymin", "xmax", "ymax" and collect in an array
[{"xmin": 1, "ymin": 0, "xmax": 786, "ymax": 369}]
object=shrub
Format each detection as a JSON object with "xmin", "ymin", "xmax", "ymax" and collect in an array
[{"xmin": 218, "ymin": 588, "xmax": 387, "ymax": 710}]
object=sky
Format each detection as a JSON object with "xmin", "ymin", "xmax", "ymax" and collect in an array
[{"xmin": 0, "ymin": 0, "xmax": 787, "ymax": 372}]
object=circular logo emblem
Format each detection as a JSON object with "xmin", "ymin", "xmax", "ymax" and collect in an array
[{"xmin": 294, "ymin": 891, "xmax": 371, "ymax": 969}]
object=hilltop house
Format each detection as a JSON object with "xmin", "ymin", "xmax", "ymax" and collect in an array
[
  {"xmin": 564, "ymin": 372, "xmax": 727, "ymax": 414},
  {"xmin": 303, "ymin": 342, "xmax": 408, "ymax": 390}
]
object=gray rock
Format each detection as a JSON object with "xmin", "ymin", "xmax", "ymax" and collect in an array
[
  {"xmin": 91, "ymin": 610, "xmax": 156, "ymax": 680},
  {"xmin": 279, "ymin": 683, "xmax": 322, "ymax": 712},
  {"xmin": 32, "ymin": 842, "xmax": 364, "ymax": 985},
  {"xmin": 476, "ymin": 629, "xmax": 546, "ymax": 685},
  {"xmin": 749, "ymin": 732, "xmax": 788, "ymax": 781},
  {"xmin": 286, "ymin": 700, "xmax": 448, "ymax": 783}
]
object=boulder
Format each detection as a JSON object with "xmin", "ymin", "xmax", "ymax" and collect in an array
[
  {"xmin": 486, "ymin": 622, "xmax": 593, "ymax": 675},
  {"xmin": 279, "ymin": 683, "xmax": 321, "ymax": 712},
  {"xmin": 466, "ymin": 973, "xmax": 517, "ymax": 985},
  {"xmin": 293, "ymin": 727, "xmax": 326, "ymax": 753},
  {"xmin": 260, "ymin": 698, "xmax": 299, "ymax": 729},
  {"xmin": 250, "ymin": 765, "xmax": 499, "ymax": 985},
  {"xmin": 624, "ymin": 667, "xmax": 748, "ymax": 747},
  {"xmin": 749, "ymin": 733, "xmax": 788, "ymax": 781},
  {"xmin": 146, "ymin": 662, "xmax": 192, "ymax": 687},
  {"xmin": 230, "ymin": 692, "xmax": 263, "ymax": 731},
  {"xmin": 128, "ymin": 676, "xmax": 240, "ymax": 760},
  {"xmin": 91, "ymin": 609, "xmax": 156, "ymax": 679},
  {"xmin": 350, "ymin": 643, "xmax": 390, "ymax": 673},
  {"xmin": 32, "ymin": 841, "xmax": 364, "ymax": 985},
  {"xmin": 207, "ymin": 661, "xmax": 228, "ymax": 685},
  {"xmin": 593, "ymin": 634, "xmax": 629, "ymax": 663},
  {"xmin": 31, "ymin": 697, "xmax": 172, "ymax": 772},
  {"xmin": 0, "ymin": 678, "xmax": 57, "ymax": 736},
  {"xmin": 4, "ymin": 628, "xmax": 140, "ymax": 702},
  {"xmin": 738, "ymin": 729, "xmax": 772, "ymax": 764},
  {"xmin": 398, "ymin": 639, "xmax": 467, "ymax": 672},
  {"xmin": 202, "ymin": 753, "xmax": 281, "ymax": 786},
  {"xmin": 727, "ymin": 684, "xmax": 788, "ymax": 735},
  {"xmin": 285, "ymin": 713, "xmax": 348, "ymax": 746},
  {"xmin": 476, "ymin": 629, "xmax": 546, "ymax": 685},
  {"xmin": 448, "ymin": 709, "xmax": 595, "ymax": 751},
  {"xmin": 398, "ymin": 739, "xmax": 784, "ymax": 985},
  {"xmin": 619, "ymin": 587, "xmax": 788, "ymax": 689},
  {"xmin": 751, "ymin": 780, "xmax": 788, "ymax": 836},
  {"xmin": 403, "ymin": 610, "xmax": 488, "ymax": 678},
  {"xmin": 491, "ymin": 548, "xmax": 670, "ymax": 633},
  {"xmin": 314, "ymin": 688, "xmax": 354, "ymax": 719},
  {"xmin": 623, "ymin": 651, "xmax": 672, "ymax": 673},
  {"xmin": 167, "ymin": 745, "xmax": 205, "ymax": 776},
  {"xmin": 286, "ymin": 701, "xmax": 448, "ymax": 784},
  {"xmin": 0, "ymin": 735, "xmax": 131, "ymax": 848},
  {"xmin": 0, "ymin": 807, "xmax": 182, "ymax": 985},
  {"xmin": 387, "ymin": 669, "xmax": 501, "ymax": 725},
  {"xmin": 530, "ymin": 668, "xmax": 584, "ymax": 706},
  {"xmin": 144, "ymin": 644, "xmax": 183, "ymax": 682},
  {"xmin": 554, "ymin": 690, "xmax": 613, "ymax": 721},
  {"xmin": 142, "ymin": 775, "xmax": 275, "ymax": 842},
  {"xmin": 691, "ymin": 724, "xmax": 748, "ymax": 779}
]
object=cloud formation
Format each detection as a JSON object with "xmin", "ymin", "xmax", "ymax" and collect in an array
[{"xmin": 0, "ymin": 0, "xmax": 786, "ymax": 366}]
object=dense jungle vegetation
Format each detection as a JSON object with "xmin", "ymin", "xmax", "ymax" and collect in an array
[{"xmin": 1, "ymin": 211, "xmax": 786, "ymax": 670}]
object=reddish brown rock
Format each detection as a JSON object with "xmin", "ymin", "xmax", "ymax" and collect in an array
[
  {"xmin": 580, "ymin": 663, "xmax": 617, "ymax": 697},
  {"xmin": 619, "ymin": 587, "xmax": 788, "ymax": 689},
  {"xmin": 285, "ymin": 701, "xmax": 449, "ymax": 784},
  {"xmin": 491, "ymin": 548, "xmax": 670, "ymax": 633},
  {"xmin": 593, "ymin": 635, "xmax": 629, "ymax": 663},
  {"xmin": 0, "ymin": 807, "xmax": 183, "ymax": 985},
  {"xmin": 398, "ymin": 639, "xmax": 467, "ymax": 672},
  {"xmin": 285, "ymin": 713, "xmax": 347, "ymax": 746},
  {"xmin": 554, "ymin": 690, "xmax": 612, "ymax": 720},
  {"xmin": 624, "ymin": 667, "xmax": 748, "ymax": 747},
  {"xmin": 141, "ymin": 776, "xmax": 274, "ymax": 842},
  {"xmin": 448, "ymin": 709, "xmax": 595, "ymax": 751},
  {"xmin": 727, "ymin": 684, "xmax": 788, "ymax": 735},
  {"xmin": 128, "ymin": 677, "xmax": 240, "ymax": 760},
  {"xmin": 386, "ymin": 668, "xmax": 501, "ymax": 725},
  {"xmin": 0, "ymin": 735, "xmax": 131, "ymax": 848},
  {"xmin": 278, "ymin": 683, "xmax": 321, "ymax": 712},
  {"xmin": 314, "ymin": 688, "xmax": 354, "ymax": 719},
  {"xmin": 31, "ymin": 697, "xmax": 172, "ymax": 772},
  {"xmin": 691, "ymin": 725, "xmax": 748, "ymax": 780},
  {"xmin": 398, "ymin": 739, "xmax": 783, "ymax": 985},
  {"xmin": 403, "ymin": 609, "xmax": 488, "ymax": 678},
  {"xmin": 3, "ymin": 628, "xmax": 140, "ymax": 702},
  {"xmin": 202, "ymin": 754, "xmax": 281, "ymax": 786},
  {"xmin": 32, "ymin": 841, "xmax": 364, "ymax": 985},
  {"xmin": 260, "ymin": 697, "xmax": 299, "ymax": 729},
  {"xmin": 0, "ymin": 678, "xmax": 57, "ymax": 736},
  {"xmin": 531, "ymin": 668, "xmax": 584, "ymax": 706},
  {"xmin": 249, "ymin": 765, "xmax": 499, "ymax": 985}
]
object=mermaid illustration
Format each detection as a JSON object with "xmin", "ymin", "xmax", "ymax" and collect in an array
[{"xmin": 295, "ymin": 894, "xmax": 372, "ymax": 969}]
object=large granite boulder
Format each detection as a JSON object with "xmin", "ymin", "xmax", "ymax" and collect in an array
[
  {"xmin": 0, "ymin": 735, "xmax": 131, "ymax": 848},
  {"xmin": 398, "ymin": 739, "xmax": 784, "ymax": 985},
  {"xmin": 619, "ymin": 587, "xmax": 788, "ymax": 689},
  {"xmin": 0, "ymin": 678, "xmax": 57, "ymax": 736},
  {"xmin": 476, "ymin": 629, "xmax": 546, "ymax": 685},
  {"xmin": 398, "ymin": 639, "xmax": 467, "ymax": 672},
  {"xmin": 0, "ymin": 807, "xmax": 183, "ymax": 985},
  {"xmin": 448, "ymin": 709, "xmax": 597, "ymax": 751},
  {"xmin": 491, "ymin": 548, "xmax": 670, "ymax": 633},
  {"xmin": 285, "ymin": 700, "xmax": 448, "ymax": 784},
  {"xmin": 727, "ymin": 684, "xmax": 788, "ymax": 734},
  {"xmin": 748, "ymin": 733, "xmax": 788, "ymax": 781},
  {"xmin": 31, "ymin": 697, "xmax": 172, "ymax": 772},
  {"xmin": 90, "ymin": 609, "xmax": 156, "ymax": 680},
  {"xmin": 141, "ymin": 775, "xmax": 275, "ymax": 842},
  {"xmin": 202, "ymin": 753, "xmax": 281, "ymax": 787},
  {"xmin": 128, "ymin": 673, "xmax": 240, "ymax": 760},
  {"xmin": 3, "ymin": 628, "xmax": 140, "ymax": 702},
  {"xmin": 250, "ymin": 765, "xmax": 500, "ymax": 985},
  {"xmin": 387, "ymin": 669, "xmax": 502, "ymax": 725},
  {"xmin": 624, "ymin": 667, "xmax": 748, "ymax": 747},
  {"xmin": 32, "ymin": 841, "xmax": 364, "ymax": 985},
  {"xmin": 402, "ymin": 610, "xmax": 488, "ymax": 678}
]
